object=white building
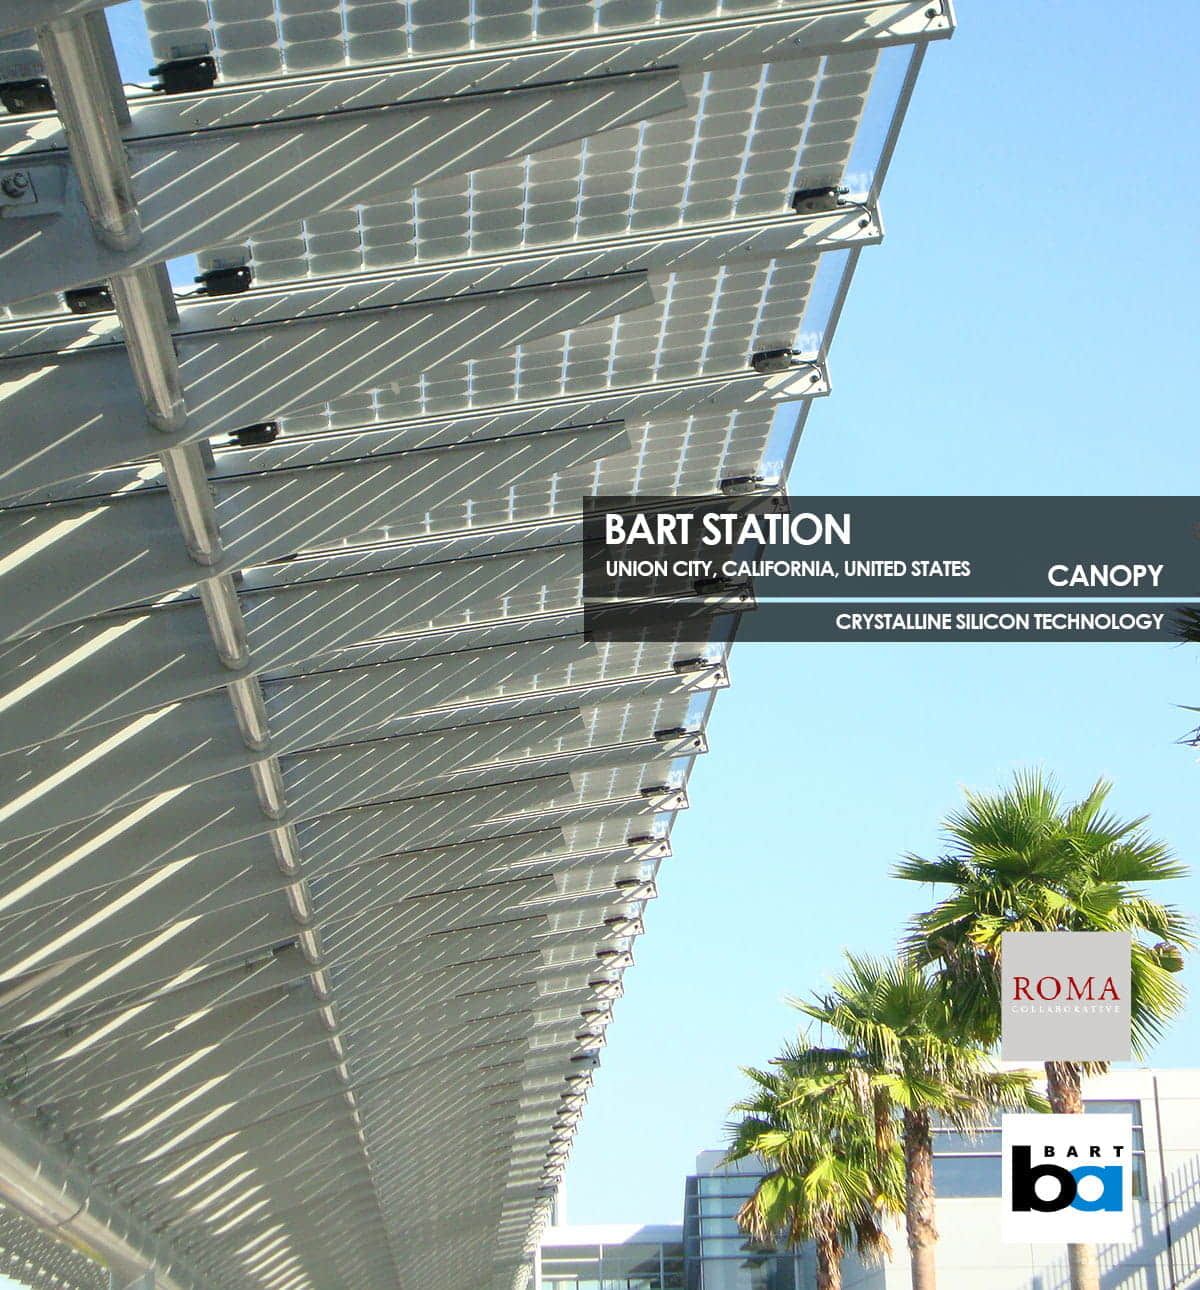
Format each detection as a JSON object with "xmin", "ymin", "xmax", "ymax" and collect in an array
[{"xmin": 539, "ymin": 1070, "xmax": 1200, "ymax": 1290}]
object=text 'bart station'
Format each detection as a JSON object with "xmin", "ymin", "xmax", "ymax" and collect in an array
[{"xmin": 603, "ymin": 511, "xmax": 853, "ymax": 546}]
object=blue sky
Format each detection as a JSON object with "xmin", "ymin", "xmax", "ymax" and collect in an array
[{"xmin": 562, "ymin": 0, "xmax": 1200, "ymax": 1225}]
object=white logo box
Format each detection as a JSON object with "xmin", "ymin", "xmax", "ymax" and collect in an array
[{"xmin": 1001, "ymin": 1113, "xmax": 1133, "ymax": 1243}]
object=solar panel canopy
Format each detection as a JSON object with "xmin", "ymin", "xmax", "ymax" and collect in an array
[{"xmin": 0, "ymin": 4, "xmax": 953, "ymax": 1290}]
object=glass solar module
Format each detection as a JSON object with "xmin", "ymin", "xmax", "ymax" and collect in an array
[
  {"xmin": 197, "ymin": 56, "xmax": 869, "ymax": 283},
  {"xmin": 0, "ymin": 3, "xmax": 950, "ymax": 1289},
  {"xmin": 231, "ymin": 258, "xmax": 820, "ymax": 473},
  {"xmin": 145, "ymin": 1, "xmax": 820, "ymax": 82}
]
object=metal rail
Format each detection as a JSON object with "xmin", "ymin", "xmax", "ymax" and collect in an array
[
  {"xmin": 34, "ymin": 16, "xmax": 138, "ymax": 252},
  {"xmin": 0, "ymin": 1100, "xmax": 205, "ymax": 1290}
]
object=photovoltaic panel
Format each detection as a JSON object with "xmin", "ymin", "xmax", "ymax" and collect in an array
[{"xmin": 0, "ymin": 4, "xmax": 951, "ymax": 1290}]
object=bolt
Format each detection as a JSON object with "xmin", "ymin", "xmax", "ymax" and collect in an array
[{"xmin": 1, "ymin": 170, "xmax": 30, "ymax": 199}]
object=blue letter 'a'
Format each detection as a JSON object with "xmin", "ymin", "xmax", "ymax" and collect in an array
[{"xmin": 1069, "ymin": 1166, "xmax": 1123, "ymax": 1212}]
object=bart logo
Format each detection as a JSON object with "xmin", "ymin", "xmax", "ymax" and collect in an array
[
  {"xmin": 1001, "ymin": 931, "xmax": 1131, "ymax": 1061},
  {"xmin": 1010, "ymin": 1146, "xmax": 1123, "ymax": 1212},
  {"xmin": 1002, "ymin": 1114, "xmax": 1134, "ymax": 1242}
]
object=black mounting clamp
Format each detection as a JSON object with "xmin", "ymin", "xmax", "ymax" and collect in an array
[
  {"xmin": 751, "ymin": 347, "xmax": 821, "ymax": 377},
  {"xmin": 0, "ymin": 78, "xmax": 54, "ymax": 114},
  {"xmin": 791, "ymin": 185, "xmax": 850, "ymax": 215},
  {"xmin": 64, "ymin": 285, "xmax": 115, "ymax": 315},
  {"xmin": 720, "ymin": 473, "xmax": 765, "ymax": 496},
  {"xmin": 194, "ymin": 263, "xmax": 253, "ymax": 297},
  {"xmin": 150, "ymin": 55, "xmax": 218, "ymax": 95},
  {"xmin": 229, "ymin": 422, "xmax": 280, "ymax": 447}
]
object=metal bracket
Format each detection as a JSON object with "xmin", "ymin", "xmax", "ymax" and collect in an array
[
  {"xmin": 658, "ymin": 730, "xmax": 707, "ymax": 756},
  {"xmin": 0, "ymin": 162, "xmax": 66, "ymax": 218},
  {"xmin": 613, "ymin": 879, "xmax": 657, "ymax": 903}
]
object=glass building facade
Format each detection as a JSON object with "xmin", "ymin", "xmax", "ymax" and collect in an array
[
  {"xmin": 683, "ymin": 1160, "xmax": 801, "ymax": 1290},
  {"xmin": 540, "ymin": 1227, "xmax": 685, "ymax": 1290}
]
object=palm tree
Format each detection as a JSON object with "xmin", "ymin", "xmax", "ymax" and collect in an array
[
  {"xmin": 896, "ymin": 769, "xmax": 1192, "ymax": 1290},
  {"xmin": 725, "ymin": 1049, "xmax": 903, "ymax": 1290},
  {"xmin": 789, "ymin": 953, "xmax": 1046, "ymax": 1290}
]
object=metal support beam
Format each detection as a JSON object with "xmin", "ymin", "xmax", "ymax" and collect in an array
[
  {"xmin": 108, "ymin": 272, "xmax": 188, "ymax": 431},
  {"xmin": 34, "ymin": 15, "xmax": 137, "ymax": 251},
  {"xmin": 0, "ymin": 1098, "xmax": 210, "ymax": 1290}
]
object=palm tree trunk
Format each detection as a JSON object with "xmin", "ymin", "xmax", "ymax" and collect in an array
[
  {"xmin": 1044, "ymin": 1061, "xmax": 1083, "ymax": 1114},
  {"xmin": 1067, "ymin": 1243, "xmax": 1101, "ymax": 1289},
  {"xmin": 814, "ymin": 1232, "xmax": 841, "ymax": 1290},
  {"xmin": 1044, "ymin": 1061, "xmax": 1100, "ymax": 1290},
  {"xmin": 902, "ymin": 1106, "xmax": 938, "ymax": 1290}
]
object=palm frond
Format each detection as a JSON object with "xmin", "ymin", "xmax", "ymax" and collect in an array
[
  {"xmin": 896, "ymin": 769, "xmax": 1190, "ymax": 1056},
  {"xmin": 725, "ymin": 1037, "xmax": 906, "ymax": 1259}
]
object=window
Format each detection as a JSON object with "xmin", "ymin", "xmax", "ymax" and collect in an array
[
  {"xmin": 933, "ymin": 1154, "xmax": 1003, "ymax": 1198},
  {"xmin": 698, "ymin": 1177, "xmax": 758, "ymax": 1200},
  {"xmin": 699, "ymin": 1217, "xmax": 746, "ymax": 1239},
  {"xmin": 931, "ymin": 1128, "xmax": 1001, "ymax": 1154}
]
